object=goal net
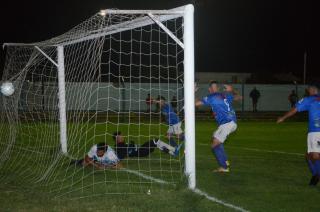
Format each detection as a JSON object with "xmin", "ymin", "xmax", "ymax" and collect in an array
[{"xmin": 0, "ymin": 5, "xmax": 195, "ymax": 198}]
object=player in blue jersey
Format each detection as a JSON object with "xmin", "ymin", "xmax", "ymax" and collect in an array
[
  {"xmin": 277, "ymin": 84, "xmax": 320, "ymax": 186},
  {"xmin": 153, "ymin": 97, "xmax": 185, "ymax": 148},
  {"xmin": 195, "ymin": 81, "xmax": 242, "ymax": 172}
]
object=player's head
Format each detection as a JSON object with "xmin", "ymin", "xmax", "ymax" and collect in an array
[
  {"xmin": 208, "ymin": 81, "xmax": 219, "ymax": 93},
  {"xmin": 112, "ymin": 131, "xmax": 125, "ymax": 144},
  {"xmin": 308, "ymin": 83, "xmax": 320, "ymax": 96},
  {"xmin": 96, "ymin": 142, "xmax": 108, "ymax": 157}
]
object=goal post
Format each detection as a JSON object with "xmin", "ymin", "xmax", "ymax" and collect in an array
[
  {"xmin": 31, "ymin": 45, "xmax": 68, "ymax": 155},
  {"xmin": 1, "ymin": 4, "xmax": 196, "ymax": 195},
  {"xmin": 183, "ymin": 4, "xmax": 196, "ymax": 189},
  {"xmin": 57, "ymin": 46, "xmax": 68, "ymax": 154}
]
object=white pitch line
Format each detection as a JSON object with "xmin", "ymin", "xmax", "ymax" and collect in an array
[
  {"xmin": 121, "ymin": 168, "xmax": 171, "ymax": 185},
  {"xmin": 64, "ymin": 154, "xmax": 248, "ymax": 211},
  {"xmin": 199, "ymin": 143, "xmax": 304, "ymax": 156},
  {"xmin": 193, "ymin": 188, "xmax": 249, "ymax": 212},
  {"xmin": 122, "ymin": 168, "xmax": 248, "ymax": 211}
]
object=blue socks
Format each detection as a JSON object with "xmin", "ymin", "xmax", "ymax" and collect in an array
[
  {"xmin": 313, "ymin": 160, "xmax": 320, "ymax": 176},
  {"xmin": 307, "ymin": 159, "xmax": 317, "ymax": 176},
  {"xmin": 212, "ymin": 144, "xmax": 228, "ymax": 169},
  {"xmin": 306, "ymin": 158, "xmax": 320, "ymax": 176},
  {"xmin": 168, "ymin": 134, "xmax": 185, "ymax": 148},
  {"xmin": 169, "ymin": 138, "xmax": 178, "ymax": 147},
  {"xmin": 179, "ymin": 134, "xmax": 185, "ymax": 142},
  {"xmin": 220, "ymin": 144, "xmax": 228, "ymax": 162}
]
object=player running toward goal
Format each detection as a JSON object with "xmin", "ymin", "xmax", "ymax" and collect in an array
[
  {"xmin": 195, "ymin": 81, "xmax": 242, "ymax": 173},
  {"xmin": 71, "ymin": 142, "xmax": 123, "ymax": 169},
  {"xmin": 277, "ymin": 84, "xmax": 320, "ymax": 186},
  {"xmin": 112, "ymin": 131, "xmax": 181, "ymax": 158},
  {"xmin": 153, "ymin": 97, "xmax": 185, "ymax": 148}
]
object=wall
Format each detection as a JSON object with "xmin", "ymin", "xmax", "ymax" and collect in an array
[{"xmin": 0, "ymin": 83, "xmax": 310, "ymax": 112}]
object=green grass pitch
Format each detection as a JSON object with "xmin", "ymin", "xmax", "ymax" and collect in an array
[{"xmin": 1, "ymin": 120, "xmax": 320, "ymax": 211}]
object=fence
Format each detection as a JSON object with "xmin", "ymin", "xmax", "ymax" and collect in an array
[{"xmin": 1, "ymin": 82, "xmax": 309, "ymax": 112}]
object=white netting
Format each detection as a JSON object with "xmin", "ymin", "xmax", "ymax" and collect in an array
[{"xmin": 0, "ymin": 9, "xmax": 186, "ymax": 198}]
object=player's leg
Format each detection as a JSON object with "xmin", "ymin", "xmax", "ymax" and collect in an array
[
  {"xmin": 154, "ymin": 139, "xmax": 180, "ymax": 156},
  {"xmin": 168, "ymin": 122, "xmax": 185, "ymax": 147},
  {"xmin": 167, "ymin": 125, "xmax": 178, "ymax": 147},
  {"xmin": 178, "ymin": 133, "xmax": 185, "ymax": 142},
  {"xmin": 167, "ymin": 133, "xmax": 177, "ymax": 147},
  {"xmin": 307, "ymin": 132, "xmax": 320, "ymax": 186},
  {"xmin": 308, "ymin": 153, "xmax": 320, "ymax": 186},
  {"xmin": 306, "ymin": 153, "xmax": 318, "ymax": 186},
  {"xmin": 175, "ymin": 122, "xmax": 185, "ymax": 143},
  {"xmin": 136, "ymin": 140, "xmax": 156, "ymax": 157},
  {"xmin": 211, "ymin": 122, "xmax": 237, "ymax": 172},
  {"xmin": 211, "ymin": 137, "xmax": 228, "ymax": 171},
  {"xmin": 305, "ymin": 153, "xmax": 317, "ymax": 185}
]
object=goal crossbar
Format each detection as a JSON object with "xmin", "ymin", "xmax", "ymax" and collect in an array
[
  {"xmin": 100, "ymin": 5, "xmax": 185, "ymax": 15},
  {"xmin": 58, "ymin": 14, "xmax": 183, "ymax": 47},
  {"xmin": 3, "ymin": 6, "xmax": 187, "ymax": 48}
]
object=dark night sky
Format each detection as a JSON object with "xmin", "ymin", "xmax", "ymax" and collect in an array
[{"xmin": 0, "ymin": 0, "xmax": 319, "ymax": 79}]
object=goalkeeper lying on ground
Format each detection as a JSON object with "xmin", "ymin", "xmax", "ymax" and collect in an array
[
  {"xmin": 70, "ymin": 133, "xmax": 182, "ymax": 168},
  {"xmin": 112, "ymin": 131, "xmax": 182, "ymax": 159},
  {"xmin": 71, "ymin": 142, "xmax": 123, "ymax": 169}
]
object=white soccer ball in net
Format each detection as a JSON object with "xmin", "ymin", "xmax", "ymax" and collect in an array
[{"xmin": 1, "ymin": 82, "xmax": 15, "ymax": 96}]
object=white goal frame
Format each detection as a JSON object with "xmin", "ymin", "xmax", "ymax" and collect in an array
[{"xmin": 3, "ymin": 4, "xmax": 196, "ymax": 189}]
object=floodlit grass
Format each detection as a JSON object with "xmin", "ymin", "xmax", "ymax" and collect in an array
[{"xmin": 1, "ymin": 120, "xmax": 320, "ymax": 211}]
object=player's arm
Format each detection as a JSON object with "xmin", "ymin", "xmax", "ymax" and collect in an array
[
  {"xmin": 224, "ymin": 84, "xmax": 242, "ymax": 101},
  {"xmin": 85, "ymin": 155, "xmax": 123, "ymax": 170},
  {"xmin": 277, "ymin": 108, "xmax": 298, "ymax": 123},
  {"xmin": 96, "ymin": 162, "xmax": 123, "ymax": 170},
  {"xmin": 194, "ymin": 83, "xmax": 205, "ymax": 107},
  {"xmin": 97, "ymin": 163, "xmax": 123, "ymax": 170},
  {"xmin": 101, "ymin": 157, "xmax": 124, "ymax": 169},
  {"xmin": 195, "ymin": 99, "xmax": 203, "ymax": 107},
  {"xmin": 232, "ymin": 90, "xmax": 243, "ymax": 101},
  {"xmin": 83, "ymin": 155, "xmax": 104, "ymax": 169},
  {"xmin": 278, "ymin": 97, "xmax": 310, "ymax": 123},
  {"xmin": 111, "ymin": 162, "xmax": 123, "ymax": 169}
]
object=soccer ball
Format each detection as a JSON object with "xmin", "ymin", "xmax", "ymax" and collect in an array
[{"xmin": 1, "ymin": 81, "xmax": 15, "ymax": 96}]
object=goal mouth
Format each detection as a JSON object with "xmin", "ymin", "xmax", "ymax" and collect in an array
[{"xmin": 0, "ymin": 4, "xmax": 195, "ymax": 198}]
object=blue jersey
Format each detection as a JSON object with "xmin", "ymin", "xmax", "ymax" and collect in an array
[
  {"xmin": 201, "ymin": 92, "xmax": 237, "ymax": 126},
  {"xmin": 162, "ymin": 103, "xmax": 180, "ymax": 126},
  {"xmin": 295, "ymin": 95, "xmax": 320, "ymax": 132}
]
